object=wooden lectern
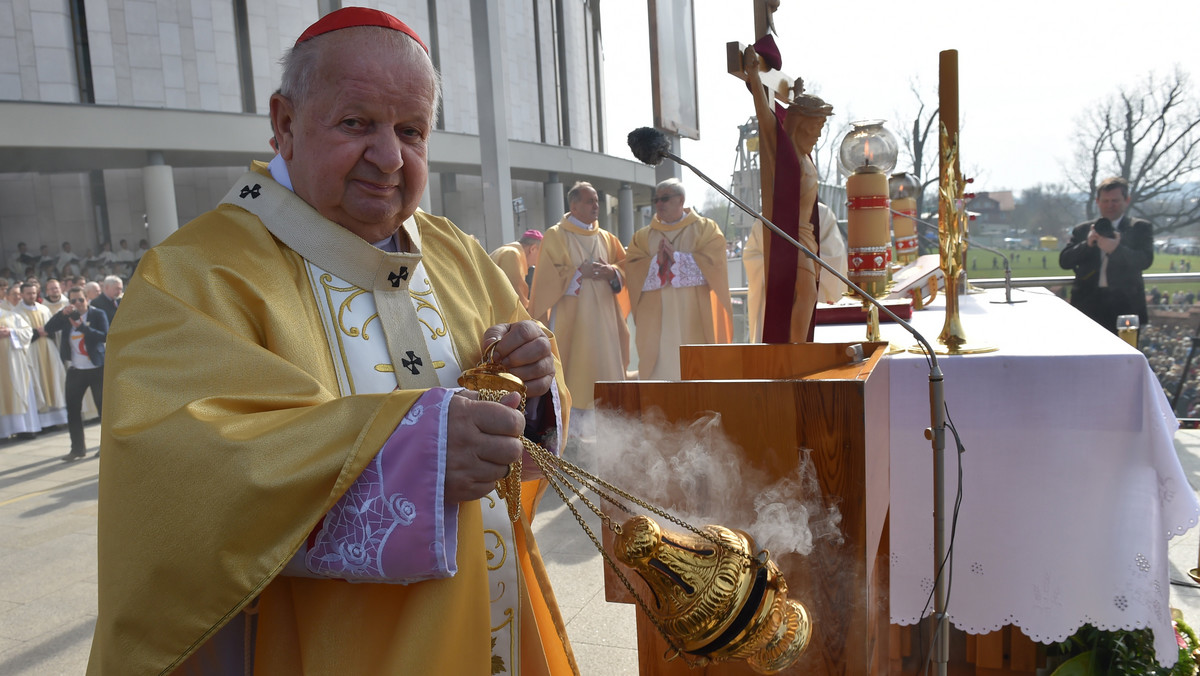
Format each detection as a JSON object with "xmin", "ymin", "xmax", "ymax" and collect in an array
[{"xmin": 595, "ymin": 342, "xmax": 890, "ymax": 676}]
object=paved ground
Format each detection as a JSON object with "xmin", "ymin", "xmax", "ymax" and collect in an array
[{"xmin": 2, "ymin": 424, "xmax": 1199, "ymax": 675}]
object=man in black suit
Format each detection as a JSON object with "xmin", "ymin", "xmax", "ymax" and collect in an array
[
  {"xmin": 92, "ymin": 275, "xmax": 123, "ymax": 324},
  {"xmin": 1059, "ymin": 177, "xmax": 1154, "ymax": 334},
  {"xmin": 43, "ymin": 286, "xmax": 107, "ymax": 460}
]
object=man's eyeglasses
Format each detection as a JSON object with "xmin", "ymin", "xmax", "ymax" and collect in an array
[
  {"xmin": 71, "ymin": 298, "xmax": 86, "ymax": 305},
  {"xmin": 653, "ymin": 194, "xmax": 679, "ymax": 203}
]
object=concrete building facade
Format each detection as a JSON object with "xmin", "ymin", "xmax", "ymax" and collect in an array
[{"xmin": 0, "ymin": 0, "xmax": 655, "ymax": 276}]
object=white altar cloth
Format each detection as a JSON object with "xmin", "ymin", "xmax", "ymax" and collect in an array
[{"xmin": 815, "ymin": 287, "xmax": 1200, "ymax": 664}]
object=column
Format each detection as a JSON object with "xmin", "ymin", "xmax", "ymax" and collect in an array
[
  {"xmin": 470, "ymin": 0, "xmax": 515, "ymax": 250},
  {"xmin": 544, "ymin": 172, "xmax": 564, "ymax": 227},
  {"xmin": 618, "ymin": 182, "xmax": 634, "ymax": 245},
  {"xmin": 143, "ymin": 151, "xmax": 179, "ymax": 246},
  {"xmin": 655, "ymin": 131, "xmax": 682, "ymax": 183},
  {"xmin": 596, "ymin": 188, "xmax": 609, "ymax": 232}
]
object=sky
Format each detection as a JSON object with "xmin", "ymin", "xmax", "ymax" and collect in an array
[{"xmin": 599, "ymin": 0, "xmax": 1200, "ymax": 204}]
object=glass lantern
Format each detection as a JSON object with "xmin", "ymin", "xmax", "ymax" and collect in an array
[
  {"xmin": 888, "ymin": 172, "xmax": 921, "ymax": 264},
  {"xmin": 888, "ymin": 172, "xmax": 920, "ymax": 200},
  {"xmin": 838, "ymin": 120, "xmax": 899, "ymax": 175}
]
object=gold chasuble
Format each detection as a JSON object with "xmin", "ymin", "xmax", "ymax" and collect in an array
[
  {"xmin": 88, "ymin": 164, "xmax": 575, "ymax": 676},
  {"xmin": 528, "ymin": 217, "xmax": 629, "ymax": 409},
  {"xmin": 623, "ymin": 211, "xmax": 733, "ymax": 380},
  {"xmin": 490, "ymin": 242, "xmax": 531, "ymax": 309}
]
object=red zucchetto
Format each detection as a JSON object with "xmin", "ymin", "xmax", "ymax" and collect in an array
[{"xmin": 295, "ymin": 7, "xmax": 428, "ymax": 53}]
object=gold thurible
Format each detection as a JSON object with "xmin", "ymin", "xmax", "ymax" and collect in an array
[
  {"xmin": 457, "ymin": 348, "xmax": 814, "ymax": 673},
  {"xmin": 614, "ymin": 516, "xmax": 812, "ymax": 673},
  {"xmin": 457, "ymin": 343, "xmax": 526, "ymax": 522}
]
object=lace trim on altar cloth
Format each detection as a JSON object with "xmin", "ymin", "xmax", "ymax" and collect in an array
[
  {"xmin": 643, "ymin": 251, "xmax": 706, "ymax": 291},
  {"xmin": 890, "ymin": 548, "xmax": 1182, "ymax": 667},
  {"xmin": 1153, "ymin": 393, "xmax": 1199, "ymax": 539},
  {"xmin": 304, "ymin": 388, "xmax": 457, "ymax": 584}
]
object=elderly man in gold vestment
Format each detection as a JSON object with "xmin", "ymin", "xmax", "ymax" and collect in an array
[
  {"xmin": 624, "ymin": 178, "xmax": 732, "ymax": 380},
  {"xmin": 87, "ymin": 8, "xmax": 576, "ymax": 676},
  {"xmin": 529, "ymin": 182, "xmax": 629, "ymax": 438}
]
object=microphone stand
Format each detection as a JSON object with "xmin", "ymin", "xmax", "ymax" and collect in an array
[
  {"xmin": 654, "ymin": 148, "xmax": 950, "ymax": 674},
  {"xmin": 966, "ymin": 240, "xmax": 1026, "ymax": 305},
  {"xmin": 901, "ymin": 209, "xmax": 1026, "ymax": 305}
]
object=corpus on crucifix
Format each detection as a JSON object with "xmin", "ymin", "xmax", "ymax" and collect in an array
[{"xmin": 730, "ymin": 16, "xmax": 833, "ymax": 344}]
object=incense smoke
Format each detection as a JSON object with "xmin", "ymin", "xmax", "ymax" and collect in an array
[{"xmin": 582, "ymin": 408, "xmax": 843, "ymax": 558}]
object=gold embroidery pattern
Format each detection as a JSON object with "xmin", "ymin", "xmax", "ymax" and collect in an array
[
  {"xmin": 375, "ymin": 361, "xmax": 444, "ymax": 373},
  {"xmin": 311, "ymin": 269, "xmax": 356, "ymax": 395},
  {"xmin": 409, "ymin": 282, "xmax": 447, "ymax": 340},
  {"xmin": 490, "ymin": 580, "xmax": 507, "ymax": 604},
  {"xmin": 483, "ymin": 528, "xmax": 508, "ymax": 571},
  {"xmin": 491, "ymin": 607, "xmax": 515, "ymax": 675},
  {"xmin": 320, "ymin": 275, "xmax": 380, "ymax": 341}
]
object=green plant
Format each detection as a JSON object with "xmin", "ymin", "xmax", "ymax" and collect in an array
[{"xmin": 1049, "ymin": 618, "xmax": 1199, "ymax": 676}]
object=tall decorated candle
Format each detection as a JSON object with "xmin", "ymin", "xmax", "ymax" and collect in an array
[
  {"xmin": 889, "ymin": 172, "xmax": 920, "ymax": 264},
  {"xmin": 839, "ymin": 120, "xmax": 898, "ymax": 297}
]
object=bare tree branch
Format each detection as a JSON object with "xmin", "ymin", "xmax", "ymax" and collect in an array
[
  {"xmin": 895, "ymin": 80, "xmax": 940, "ymax": 230},
  {"xmin": 1068, "ymin": 68, "xmax": 1200, "ymax": 232}
]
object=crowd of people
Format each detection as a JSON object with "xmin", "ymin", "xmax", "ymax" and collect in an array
[
  {"xmin": 4, "ymin": 238, "xmax": 147, "ymax": 283},
  {"xmin": 1139, "ymin": 315, "xmax": 1200, "ymax": 420},
  {"xmin": 1149, "ymin": 287, "xmax": 1199, "ymax": 308},
  {"xmin": 0, "ymin": 257, "xmax": 122, "ymax": 458}
]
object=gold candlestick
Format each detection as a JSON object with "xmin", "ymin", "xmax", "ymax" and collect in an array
[
  {"xmin": 910, "ymin": 51, "xmax": 994, "ymax": 356},
  {"xmin": 917, "ymin": 125, "xmax": 994, "ymax": 355}
]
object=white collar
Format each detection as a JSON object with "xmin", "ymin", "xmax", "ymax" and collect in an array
[
  {"xmin": 267, "ymin": 154, "xmax": 416, "ymax": 251},
  {"xmin": 566, "ymin": 214, "xmax": 595, "ymax": 230}
]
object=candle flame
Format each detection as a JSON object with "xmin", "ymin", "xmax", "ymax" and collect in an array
[{"xmin": 863, "ymin": 139, "xmax": 874, "ymax": 165}]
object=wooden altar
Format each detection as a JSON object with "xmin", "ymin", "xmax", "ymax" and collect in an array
[{"xmin": 595, "ymin": 342, "xmax": 891, "ymax": 676}]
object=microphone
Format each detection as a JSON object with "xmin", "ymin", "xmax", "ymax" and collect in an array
[{"xmin": 626, "ymin": 126, "xmax": 937, "ymax": 357}]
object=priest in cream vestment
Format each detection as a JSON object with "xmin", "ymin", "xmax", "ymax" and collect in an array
[
  {"xmin": 87, "ymin": 11, "xmax": 577, "ymax": 676},
  {"xmin": 0, "ymin": 307, "xmax": 39, "ymax": 437},
  {"xmin": 490, "ymin": 229, "xmax": 543, "ymax": 311},
  {"xmin": 624, "ymin": 179, "xmax": 732, "ymax": 380},
  {"xmin": 529, "ymin": 181, "xmax": 629, "ymax": 423},
  {"xmin": 17, "ymin": 284, "xmax": 68, "ymax": 427}
]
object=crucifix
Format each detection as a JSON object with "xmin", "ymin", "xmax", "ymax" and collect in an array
[
  {"xmin": 725, "ymin": 0, "xmax": 794, "ymax": 128},
  {"xmin": 727, "ymin": 0, "xmax": 831, "ymax": 344}
]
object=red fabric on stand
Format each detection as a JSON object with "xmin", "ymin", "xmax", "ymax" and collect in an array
[{"xmin": 763, "ymin": 102, "xmax": 820, "ymax": 343}]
